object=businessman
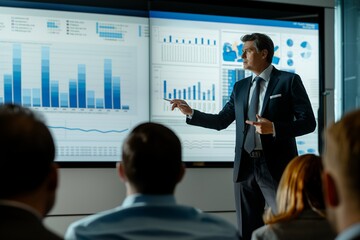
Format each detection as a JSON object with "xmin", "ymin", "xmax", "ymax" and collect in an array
[{"xmin": 170, "ymin": 33, "xmax": 316, "ymax": 240}]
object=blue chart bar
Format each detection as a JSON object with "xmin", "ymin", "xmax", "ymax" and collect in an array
[
  {"xmin": 87, "ymin": 90, "xmax": 95, "ymax": 108},
  {"xmin": 13, "ymin": 44, "xmax": 21, "ymax": 105},
  {"xmin": 163, "ymin": 80, "xmax": 215, "ymax": 101},
  {"xmin": 69, "ymin": 80, "xmax": 77, "ymax": 108},
  {"xmin": 23, "ymin": 89, "xmax": 31, "ymax": 107},
  {"xmin": 33, "ymin": 89, "xmax": 41, "ymax": 107},
  {"xmin": 51, "ymin": 81, "xmax": 59, "ymax": 107},
  {"xmin": 60, "ymin": 93, "xmax": 68, "ymax": 108},
  {"xmin": 78, "ymin": 64, "xmax": 86, "ymax": 108},
  {"xmin": 2, "ymin": 44, "xmax": 129, "ymax": 110},
  {"xmin": 113, "ymin": 76, "xmax": 121, "ymax": 109},
  {"xmin": 42, "ymin": 46, "xmax": 50, "ymax": 107},
  {"xmin": 4, "ymin": 74, "xmax": 12, "ymax": 103},
  {"xmin": 104, "ymin": 59, "xmax": 112, "ymax": 109}
]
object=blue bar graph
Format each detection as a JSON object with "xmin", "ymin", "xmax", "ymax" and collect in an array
[
  {"xmin": 1, "ymin": 44, "xmax": 129, "ymax": 110},
  {"xmin": 163, "ymin": 35, "xmax": 216, "ymax": 46},
  {"xmin": 163, "ymin": 80, "xmax": 215, "ymax": 101}
]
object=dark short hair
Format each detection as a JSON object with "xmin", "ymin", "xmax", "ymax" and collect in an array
[
  {"xmin": 121, "ymin": 122, "xmax": 182, "ymax": 194},
  {"xmin": 241, "ymin": 33, "xmax": 274, "ymax": 63},
  {"xmin": 0, "ymin": 104, "xmax": 55, "ymax": 198}
]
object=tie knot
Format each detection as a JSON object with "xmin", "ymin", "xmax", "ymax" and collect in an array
[
  {"xmin": 253, "ymin": 76, "xmax": 263, "ymax": 87},
  {"xmin": 254, "ymin": 76, "xmax": 263, "ymax": 82}
]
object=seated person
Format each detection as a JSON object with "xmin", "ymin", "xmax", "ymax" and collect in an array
[
  {"xmin": 0, "ymin": 104, "xmax": 62, "ymax": 240},
  {"xmin": 322, "ymin": 109, "xmax": 360, "ymax": 240},
  {"xmin": 251, "ymin": 154, "xmax": 336, "ymax": 240},
  {"xmin": 65, "ymin": 122, "xmax": 240, "ymax": 240}
]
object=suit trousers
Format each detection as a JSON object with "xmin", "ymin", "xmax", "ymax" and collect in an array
[{"xmin": 234, "ymin": 152, "xmax": 278, "ymax": 240}]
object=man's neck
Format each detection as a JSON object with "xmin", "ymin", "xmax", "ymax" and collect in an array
[{"xmin": 252, "ymin": 63, "xmax": 271, "ymax": 76}]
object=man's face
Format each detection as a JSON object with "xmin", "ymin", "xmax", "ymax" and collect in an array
[{"xmin": 241, "ymin": 40, "xmax": 266, "ymax": 72}]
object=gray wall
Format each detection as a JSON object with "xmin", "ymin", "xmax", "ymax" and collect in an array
[{"xmin": 44, "ymin": 0, "xmax": 335, "ymax": 237}]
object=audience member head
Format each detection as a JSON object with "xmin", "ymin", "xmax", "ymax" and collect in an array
[
  {"xmin": 0, "ymin": 103, "xmax": 57, "ymax": 216},
  {"xmin": 264, "ymin": 154, "xmax": 325, "ymax": 224},
  {"xmin": 118, "ymin": 122, "xmax": 184, "ymax": 195},
  {"xmin": 322, "ymin": 109, "xmax": 360, "ymax": 233},
  {"xmin": 241, "ymin": 32, "xmax": 274, "ymax": 63}
]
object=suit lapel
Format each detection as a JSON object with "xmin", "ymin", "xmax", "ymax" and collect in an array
[{"xmin": 260, "ymin": 68, "xmax": 280, "ymax": 116}]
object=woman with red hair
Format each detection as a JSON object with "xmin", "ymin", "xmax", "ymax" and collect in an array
[{"xmin": 251, "ymin": 154, "xmax": 336, "ymax": 240}]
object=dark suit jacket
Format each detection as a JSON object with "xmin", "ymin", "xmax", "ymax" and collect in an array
[
  {"xmin": 187, "ymin": 67, "xmax": 316, "ymax": 182},
  {"xmin": 0, "ymin": 205, "xmax": 63, "ymax": 240}
]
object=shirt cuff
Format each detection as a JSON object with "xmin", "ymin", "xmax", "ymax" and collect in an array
[
  {"xmin": 186, "ymin": 109, "xmax": 194, "ymax": 119},
  {"xmin": 272, "ymin": 122, "xmax": 276, "ymax": 137}
]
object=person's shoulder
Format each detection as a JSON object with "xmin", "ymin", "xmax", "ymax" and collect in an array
[
  {"xmin": 196, "ymin": 212, "xmax": 240, "ymax": 239},
  {"xmin": 65, "ymin": 207, "xmax": 120, "ymax": 237},
  {"xmin": 273, "ymin": 68, "xmax": 298, "ymax": 78},
  {"xmin": 233, "ymin": 75, "xmax": 251, "ymax": 88},
  {"xmin": 198, "ymin": 211, "xmax": 238, "ymax": 230},
  {"xmin": 251, "ymin": 224, "xmax": 277, "ymax": 240}
]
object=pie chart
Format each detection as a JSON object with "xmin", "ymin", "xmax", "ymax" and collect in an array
[{"xmin": 300, "ymin": 41, "xmax": 312, "ymax": 59}]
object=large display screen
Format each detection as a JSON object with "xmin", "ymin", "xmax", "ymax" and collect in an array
[
  {"xmin": 150, "ymin": 10, "xmax": 320, "ymax": 163},
  {"xmin": 0, "ymin": 0, "xmax": 322, "ymax": 166},
  {"xmin": 0, "ymin": 1, "xmax": 150, "ymax": 163}
]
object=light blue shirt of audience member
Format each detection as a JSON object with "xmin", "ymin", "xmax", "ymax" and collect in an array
[
  {"xmin": 335, "ymin": 223, "xmax": 360, "ymax": 240},
  {"xmin": 65, "ymin": 194, "xmax": 240, "ymax": 240}
]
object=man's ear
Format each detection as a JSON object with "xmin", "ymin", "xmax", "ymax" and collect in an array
[
  {"xmin": 47, "ymin": 163, "xmax": 59, "ymax": 192},
  {"xmin": 117, "ymin": 161, "xmax": 127, "ymax": 182},
  {"xmin": 261, "ymin": 49, "xmax": 268, "ymax": 59},
  {"xmin": 322, "ymin": 171, "xmax": 339, "ymax": 207},
  {"xmin": 177, "ymin": 163, "xmax": 186, "ymax": 183}
]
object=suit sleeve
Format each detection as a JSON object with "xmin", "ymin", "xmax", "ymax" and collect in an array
[
  {"xmin": 273, "ymin": 74, "xmax": 316, "ymax": 139},
  {"xmin": 186, "ymin": 85, "xmax": 237, "ymax": 131}
]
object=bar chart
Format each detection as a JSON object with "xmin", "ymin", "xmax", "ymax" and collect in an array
[
  {"xmin": 151, "ymin": 26, "xmax": 219, "ymax": 65},
  {"xmin": 0, "ymin": 42, "xmax": 135, "ymax": 111},
  {"xmin": 151, "ymin": 65, "xmax": 220, "ymax": 115},
  {"xmin": 163, "ymin": 80, "xmax": 215, "ymax": 101}
]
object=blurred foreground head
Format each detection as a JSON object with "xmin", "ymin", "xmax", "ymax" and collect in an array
[
  {"xmin": 120, "ymin": 122, "xmax": 184, "ymax": 195},
  {"xmin": 322, "ymin": 108, "xmax": 360, "ymax": 233},
  {"xmin": 0, "ymin": 103, "xmax": 57, "ymax": 216}
]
